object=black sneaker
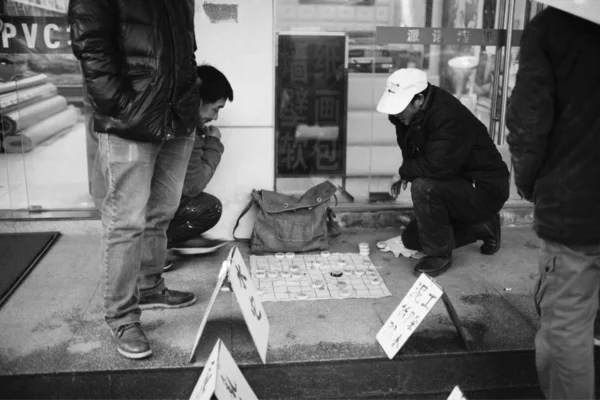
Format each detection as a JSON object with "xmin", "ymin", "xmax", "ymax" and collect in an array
[
  {"xmin": 414, "ymin": 255, "xmax": 453, "ymax": 277},
  {"xmin": 139, "ymin": 288, "xmax": 196, "ymax": 310},
  {"xmin": 170, "ymin": 238, "xmax": 227, "ymax": 255},
  {"xmin": 111, "ymin": 322, "xmax": 152, "ymax": 359}
]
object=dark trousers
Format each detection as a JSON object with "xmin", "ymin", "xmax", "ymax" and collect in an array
[
  {"xmin": 402, "ymin": 177, "xmax": 509, "ymax": 257},
  {"xmin": 166, "ymin": 192, "xmax": 222, "ymax": 247}
]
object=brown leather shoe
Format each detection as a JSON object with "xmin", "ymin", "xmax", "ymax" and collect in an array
[
  {"xmin": 414, "ymin": 255, "xmax": 453, "ymax": 277},
  {"xmin": 139, "ymin": 288, "xmax": 196, "ymax": 310},
  {"xmin": 111, "ymin": 322, "xmax": 152, "ymax": 359},
  {"xmin": 480, "ymin": 214, "xmax": 501, "ymax": 255}
]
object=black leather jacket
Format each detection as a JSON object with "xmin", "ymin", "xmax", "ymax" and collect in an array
[
  {"xmin": 68, "ymin": 0, "xmax": 200, "ymax": 143},
  {"xmin": 391, "ymin": 85, "xmax": 509, "ymax": 184},
  {"xmin": 507, "ymin": 7, "xmax": 600, "ymax": 246}
]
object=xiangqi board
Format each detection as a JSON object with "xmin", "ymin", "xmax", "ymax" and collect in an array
[{"xmin": 249, "ymin": 252, "xmax": 392, "ymax": 302}]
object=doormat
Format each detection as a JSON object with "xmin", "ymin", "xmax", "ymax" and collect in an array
[{"xmin": 0, "ymin": 231, "xmax": 60, "ymax": 307}]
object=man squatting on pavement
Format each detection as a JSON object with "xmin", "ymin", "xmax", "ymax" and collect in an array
[{"xmin": 376, "ymin": 68, "xmax": 510, "ymax": 277}]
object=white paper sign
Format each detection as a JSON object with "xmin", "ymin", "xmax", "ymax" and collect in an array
[
  {"xmin": 228, "ymin": 247, "xmax": 270, "ymax": 364},
  {"xmin": 189, "ymin": 339, "xmax": 259, "ymax": 400},
  {"xmin": 376, "ymin": 273, "xmax": 443, "ymax": 359},
  {"xmin": 447, "ymin": 385, "xmax": 467, "ymax": 400},
  {"xmin": 189, "ymin": 261, "xmax": 230, "ymax": 363}
]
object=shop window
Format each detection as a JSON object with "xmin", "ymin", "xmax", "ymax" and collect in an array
[
  {"xmin": 0, "ymin": 0, "xmax": 91, "ymax": 212},
  {"xmin": 274, "ymin": 0, "xmax": 536, "ymax": 204}
]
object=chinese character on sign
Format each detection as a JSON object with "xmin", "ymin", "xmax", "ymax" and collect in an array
[
  {"xmin": 432, "ymin": 28, "xmax": 443, "ymax": 44},
  {"xmin": 315, "ymin": 90, "xmax": 339, "ymax": 124},
  {"xmin": 250, "ymin": 296, "xmax": 262, "ymax": 320},
  {"xmin": 279, "ymin": 138, "xmax": 308, "ymax": 171},
  {"xmin": 293, "ymin": 87, "xmax": 309, "ymax": 116},
  {"xmin": 279, "ymin": 89, "xmax": 308, "ymax": 129},
  {"xmin": 314, "ymin": 44, "xmax": 342, "ymax": 81},
  {"xmin": 200, "ymin": 360, "xmax": 216, "ymax": 393},
  {"xmin": 391, "ymin": 333, "xmax": 403, "ymax": 350},
  {"xmin": 235, "ymin": 263, "xmax": 248, "ymax": 290},
  {"xmin": 457, "ymin": 29, "xmax": 470, "ymax": 44},
  {"xmin": 290, "ymin": 60, "xmax": 308, "ymax": 84},
  {"xmin": 313, "ymin": 141, "xmax": 340, "ymax": 172},
  {"xmin": 410, "ymin": 282, "xmax": 438, "ymax": 308},
  {"xmin": 221, "ymin": 375, "xmax": 238, "ymax": 399},
  {"xmin": 407, "ymin": 28, "xmax": 420, "ymax": 43}
]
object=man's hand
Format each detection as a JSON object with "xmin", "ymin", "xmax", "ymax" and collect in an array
[
  {"xmin": 203, "ymin": 125, "xmax": 222, "ymax": 140},
  {"xmin": 388, "ymin": 174, "xmax": 408, "ymax": 199}
]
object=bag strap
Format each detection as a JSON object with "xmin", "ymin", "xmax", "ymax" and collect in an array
[{"xmin": 233, "ymin": 195, "xmax": 255, "ymax": 241}]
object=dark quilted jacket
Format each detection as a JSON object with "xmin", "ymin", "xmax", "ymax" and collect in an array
[
  {"xmin": 507, "ymin": 8, "xmax": 600, "ymax": 246},
  {"xmin": 391, "ymin": 85, "xmax": 509, "ymax": 184},
  {"xmin": 68, "ymin": 0, "xmax": 199, "ymax": 143}
]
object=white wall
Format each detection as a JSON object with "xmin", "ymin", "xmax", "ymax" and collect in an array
[{"xmin": 194, "ymin": 0, "xmax": 275, "ymax": 240}]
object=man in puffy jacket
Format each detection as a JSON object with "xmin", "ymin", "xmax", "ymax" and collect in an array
[
  {"xmin": 507, "ymin": 7, "xmax": 600, "ymax": 399},
  {"xmin": 69, "ymin": 0, "xmax": 200, "ymax": 360},
  {"xmin": 377, "ymin": 68, "xmax": 510, "ymax": 277}
]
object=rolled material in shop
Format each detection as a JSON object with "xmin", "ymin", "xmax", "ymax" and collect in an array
[
  {"xmin": 0, "ymin": 74, "xmax": 49, "ymax": 95},
  {"xmin": 0, "ymin": 95, "xmax": 68, "ymax": 136},
  {"xmin": 0, "ymin": 83, "xmax": 58, "ymax": 114},
  {"xmin": 3, "ymin": 106, "xmax": 79, "ymax": 153}
]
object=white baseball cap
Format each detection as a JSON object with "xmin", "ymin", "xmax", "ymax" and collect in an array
[{"xmin": 376, "ymin": 68, "xmax": 428, "ymax": 115}]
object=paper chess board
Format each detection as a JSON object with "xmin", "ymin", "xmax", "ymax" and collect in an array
[{"xmin": 249, "ymin": 252, "xmax": 392, "ymax": 302}]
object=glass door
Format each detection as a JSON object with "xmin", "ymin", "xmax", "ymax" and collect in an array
[{"xmin": 0, "ymin": 0, "xmax": 93, "ymax": 214}]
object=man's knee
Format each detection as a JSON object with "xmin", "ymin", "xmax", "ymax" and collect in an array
[
  {"xmin": 200, "ymin": 193, "xmax": 223, "ymax": 220},
  {"xmin": 410, "ymin": 178, "xmax": 438, "ymax": 202},
  {"xmin": 186, "ymin": 192, "xmax": 223, "ymax": 226}
]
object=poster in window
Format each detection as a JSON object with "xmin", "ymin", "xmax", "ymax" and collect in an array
[{"xmin": 275, "ymin": 32, "xmax": 347, "ymax": 177}]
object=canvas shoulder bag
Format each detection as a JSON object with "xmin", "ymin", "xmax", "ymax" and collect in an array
[{"xmin": 233, "ymin": 181, "xmax": 340, "ymax": 253}]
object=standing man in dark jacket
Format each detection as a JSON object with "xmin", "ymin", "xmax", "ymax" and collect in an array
[
  {"xmin": 507, "ymin": 7, "xmax": 600, "ymax": 399},
  {"xmin": 377, "ymin": 68, "xmax": 510, "ymax": 277},
  {"xmin": 69, "ymin": 0, "xmax": 200, "ymax": 360}
]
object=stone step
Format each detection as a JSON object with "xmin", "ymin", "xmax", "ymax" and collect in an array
[{"xmin": 334, "ymin": 202, "xmax": 534, "ymax": 230}]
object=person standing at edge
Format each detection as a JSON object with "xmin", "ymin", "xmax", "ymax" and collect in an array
[
  {"xmin": 507, "ymin": 7, "xmax": 600, "ymax": 400},
  {"xmin": 69, "ymin": 0, "xmax": 200, "ymax": 359},
  {"xmin": 377, "ymin": 68, "xmax": 510, "ymax": 277}
]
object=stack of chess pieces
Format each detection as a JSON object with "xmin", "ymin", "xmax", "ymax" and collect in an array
[{"xmin": 358, "ymin": 242, "xmax": 370, "ymax": 257}]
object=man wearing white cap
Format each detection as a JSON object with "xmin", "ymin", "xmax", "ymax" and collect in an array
[{"xmin": 377, "ymin": 68, "xmax": 510, "ymax": 277}]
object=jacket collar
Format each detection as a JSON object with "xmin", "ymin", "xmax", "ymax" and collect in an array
[{"xmin": 409, "ymin": 84, "xmax": 434, "ymax": 127}]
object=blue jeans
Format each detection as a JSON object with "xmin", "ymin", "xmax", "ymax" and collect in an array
[
  {"xmin": 96, "ymin": 133, "xmax": 194, "ymax": 331},
  {"xmin": 535, "ymin": 239, "xmax": 600, "ymax": 399}
]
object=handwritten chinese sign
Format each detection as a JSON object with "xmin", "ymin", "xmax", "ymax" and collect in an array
[
  {"xmin": 228, "ymin": 247, "xmax": 270, "ymax": 364},
  {"xmin": 190, "ymin": 261, "xmax": 230, "ymax": 363},
  {"xmin": 276, "ymin": 33, "xmax": 347, "ymax": 176},
  {"xmin": 189, "ymin": 339, "xmax": 258, "ymax": 400},
  {"xmin": 376, "ymin": 27, "xmax": 522, "ymax": 47},
  {"xmin": 376, "ymin": 273, "xmax": 443, "ymax": 359}
]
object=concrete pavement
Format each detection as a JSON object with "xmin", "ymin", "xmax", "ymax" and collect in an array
[{"xmin": 0, "ymin": 220, "xmax": 543, "ymax": 398}]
